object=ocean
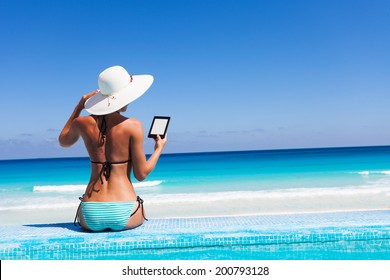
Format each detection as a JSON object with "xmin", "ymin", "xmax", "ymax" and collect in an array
[{"xmin": 1, "ymin": 146, "xmax": 390, "ymax": 225}]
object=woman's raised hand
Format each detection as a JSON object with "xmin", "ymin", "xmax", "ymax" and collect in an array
[{"xmin": 78, "ymin": 89, "xmax": 99, "ymax": 109}]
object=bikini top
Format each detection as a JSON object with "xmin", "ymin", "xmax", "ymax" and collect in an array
[
  {"xmin": 91, "ymin": 159, "xmax": 131, "ymax": 184},
  {"xmin": 91, "ymin": 115, "xmax": 131, "ymax": 184}
]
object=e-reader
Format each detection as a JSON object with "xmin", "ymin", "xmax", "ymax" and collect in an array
[{"xmin": 148, "ymin": 116, "xmax": 170, "ymax": 139}]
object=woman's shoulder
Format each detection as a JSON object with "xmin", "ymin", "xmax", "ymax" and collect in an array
[
  {"xmin": 122, "ymin": 118, "xmax": 144, "ymax": 136},
  {"xmin": 73, "ymin": 115, "xmax": 97, "ymax": 127},
  {"xmin": 124, "ymin": 117, "xmax": 142, "ymax": 127}
]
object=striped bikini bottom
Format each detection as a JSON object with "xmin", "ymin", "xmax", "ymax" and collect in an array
[{"xmin": 80, "ymin": 196, "xmax": 147, "ymax": 231}]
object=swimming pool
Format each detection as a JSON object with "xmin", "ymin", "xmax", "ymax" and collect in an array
[{"xmin": 1, "ymin": 210, "xmax": 390, "ymax": 260}]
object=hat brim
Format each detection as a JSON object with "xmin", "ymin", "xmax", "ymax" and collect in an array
[{"xmin": 85, "ymin": 74, "xmax": 153, "ymax": 115}]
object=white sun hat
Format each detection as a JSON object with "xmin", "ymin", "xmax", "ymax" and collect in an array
[{"xmin": 85, "ymin": 65, "xmax": 153, "ymax": 115}]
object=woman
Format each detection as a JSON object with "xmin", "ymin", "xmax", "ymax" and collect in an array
[{"xmin": 59, "ymin": 66, "xmax": 167, "ymax": 231}]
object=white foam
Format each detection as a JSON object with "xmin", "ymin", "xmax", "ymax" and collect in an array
[
  {"xmin": 3, "ymin": 183, "xmax": 390, "ymax": 212},
  {"xmin": 33, "ymin": 180, "xmax": 163, "ymax": 193},
  {"xmin": 135, "ymin": 180, "xmax": 164, "ymax": 188},
  {"xmin": 356, "ymin": 170, "xmax": 390, "ymax": 176},
  {"xmin": 0, "ymin": 203, "xmax": 78, "ymax": 211},
  {"xmin": 145, "ymin": 185, "xmax": 390, "ymax": 204},
  {"xmin": 33, "ymin": 185, "xmax": 86, "ymax": 193},
  {"xmin": 0, "ymin": 195, "xmax": 78, "ymax": 211}
]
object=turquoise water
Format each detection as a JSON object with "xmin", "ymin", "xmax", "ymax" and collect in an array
[
  {"xmin": 1, "ymin": 146, "xmax": 390, "ymax": 224},
  {"xmin": 98, "ymin": 240, "xmax": 390, "ymax": 260},
  {"xmin": 2, "ymin": 210, "xmax": 390, "ymax": 260},
  {"xmin": 1, "ymin": 147, "xmax": 390, "ymax": 260}
]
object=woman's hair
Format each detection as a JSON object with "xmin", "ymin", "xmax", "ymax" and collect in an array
[{"xmin": 98, "ymin": 116, "xmax": 107, "ymax": 146}]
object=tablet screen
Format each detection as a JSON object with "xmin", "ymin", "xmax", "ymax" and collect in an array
[{"xmin": 148, "ymin": 116, "xmax": 170, "ymax": 139}]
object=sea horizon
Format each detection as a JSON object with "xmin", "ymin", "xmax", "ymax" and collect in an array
[{"xmin": 1, "ymin": 144, "xmax": 390, "ymax": 162}]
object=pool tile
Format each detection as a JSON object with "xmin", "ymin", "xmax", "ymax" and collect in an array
[{"xmin": 1, "ymin": 210, "xmax": 390, "ymax": 259}]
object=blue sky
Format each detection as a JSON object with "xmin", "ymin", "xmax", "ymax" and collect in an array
[{"xmin": 0, "ymin": 0, "xmax": 389, "ymax": 159}]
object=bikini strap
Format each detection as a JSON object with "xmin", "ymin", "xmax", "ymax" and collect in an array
[
  {"xmin": 91, "ymin": 161, "xmax": 112, "ymax": 184},
  {"xmin": 90, "ymin": 159, "xmax": 131, "ymax": 184},
  {"xmin": 130, "ymin": 196, "xmax": 148, "ymax": 221},
  {"xmin": 73, "ymin": 194, "xmax": 84, "ymax": 226}
]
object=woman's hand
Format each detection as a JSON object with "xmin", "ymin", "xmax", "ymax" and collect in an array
[
  {"xmin": 154, "ymin": 134, "xmax": 167, "ymax": 152},
  {"xmin": 77, "ymin": 89, "xmax": 99, "ymax": 110},
  {"xmin": 59, "ymin": 89, "xmax": 98, "ymax": 147}
]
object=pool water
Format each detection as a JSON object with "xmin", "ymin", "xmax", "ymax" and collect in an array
[
  {"xmin": 98, "ymin": 240, "xmax": 390, "ymax": 260},
  {"xmin": 1, "ymin": 210, "xmax": 390, "ymax": 260}
]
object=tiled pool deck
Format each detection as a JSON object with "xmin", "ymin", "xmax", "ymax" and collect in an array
[{"xmin": 1, "ymin": 210, "xmax": 390, "ymax": 260}]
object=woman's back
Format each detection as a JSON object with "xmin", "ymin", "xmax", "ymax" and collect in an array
[{"xmin": 76, "ymin": 113, "xmax": 139, "ymax": 202}]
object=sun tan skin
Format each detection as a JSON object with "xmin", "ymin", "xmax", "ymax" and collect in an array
[{"xmin": 59, "ymin": 90, "xmax": 167, "ymax": 230}]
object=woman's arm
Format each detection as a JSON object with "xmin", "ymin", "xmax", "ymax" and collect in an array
[
  {"xmin": 131, "ymin": 121, "xmax": 167, "ymax": 181},
  {"xmin": 58, "ymin": 90, "xmax": 98, "ymax": 147}
]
